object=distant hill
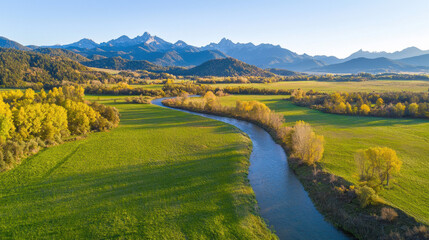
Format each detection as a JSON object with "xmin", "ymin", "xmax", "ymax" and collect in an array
[
  {"xmin": 267, "ymin": 68, "xmax": 298, "ymax": 76},
  {"xmin": 312, "ymin": 57, "xmax": 429, "ymax": 74},
  {"xmin": 345, "ymin": 47, "xmax": 429, "ymax": 61},
  {"xmin": 82, "ymin": 57, "xmax": 166, "ymax": 71},
  {"xmin": 398, "ymin": 54, "xmax": 429, "ymax": 67},
  {"xmin": 0, "ymin": 36, "xmax": 31, "ymax": 51},
  {"xmin": 34, "ymin": 48, "xmax": 90, "ymax": 62},
  {"xmin": 313, "ymin": 55, "xmax": 343, "ymax": 65},
  {"xmin": 173, "ymin": 58, "xmax": 276, "ymax": 77},
  {"xmin": 202, "ymin": 38, "xmax": 326, "ymax": 71},
  {"xmin": 0, "ymin": 48, "xmax": 106, "ymax": 87}
]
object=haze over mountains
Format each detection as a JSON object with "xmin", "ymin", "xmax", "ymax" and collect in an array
[{"xmin": 1, "ymin": 33, "xmax": 429, "ymax": 74}]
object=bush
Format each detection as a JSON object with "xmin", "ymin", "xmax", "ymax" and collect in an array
[
  {"xmin": 380, "ymin": 207, "xmax": 398, "ymax": 222},
  {"xmin": 356, "ymin": 185, "xmax": 379, "ymax": 208},
  {"xmin": 405, "ymin": 226, "xmax": 429, "ymax": 239}
]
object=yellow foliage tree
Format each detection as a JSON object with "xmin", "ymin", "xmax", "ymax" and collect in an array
[
  {"xmin": 360, "ymin": 104, "xmax": 371, "ymax": 115},
  {"xmin": 355, "ymin": 147, "xmax": 402, "ymax": 186},
  {"xmin": 291, "ymin": 121, "xmax": 325, "ymax": 166}
]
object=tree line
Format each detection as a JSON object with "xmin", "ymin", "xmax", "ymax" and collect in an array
[
  {"xmin": 292, "ymin": 90, "xmax": 429, "ymax": 118},
  {"xmin": 0, "ymin": 86, "xmax": 120, "ymax": 171},
  {"xmin": 162, "ymin": 92, "xmax": 324, "ymax": 167}
]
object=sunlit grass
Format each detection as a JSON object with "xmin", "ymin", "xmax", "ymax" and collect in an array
[
  {"xmin": 0, "ymin": 96, "xmax": 276, "ymax": 239},
  {"xmin": 218, "ymin": 95, "xmax": 429, "ymax": 225},
  {"xmin": 212, "ymin": 80, "xmax": 429, "ymax": 93}
]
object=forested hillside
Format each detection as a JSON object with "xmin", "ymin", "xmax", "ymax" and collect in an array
[
  {"xmin": 172, "ymin": 58, "xmax": 276, "ymax": 77},
  {"xmin": 34, "ymin": 48, "xmax": 90, "ymax": 62},
  {"xmin": 0, "ymin": 48, "xmax": 109, "ymax": 88}
]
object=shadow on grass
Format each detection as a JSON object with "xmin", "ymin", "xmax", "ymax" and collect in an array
[{"xmin": 0, "ymin": 143, "xmax": 258, "ymax": 238}]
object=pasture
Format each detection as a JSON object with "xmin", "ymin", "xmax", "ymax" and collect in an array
[
  {"xmin": 0, "ymin": 96, "xmax": 275, "ymax": 239},
  {"xmin": 212, "ymin": 80, "xmax": 429, "ymax": 93},
  {"xmin": 218, "ymin": 95, "xmax": 429, "ymax": 225}
]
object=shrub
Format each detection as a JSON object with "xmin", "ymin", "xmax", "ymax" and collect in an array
[
  {"xmin": 380, "ymin": 207, "xmax": 398, "ymax": 222},
  {"xmin": 405, "ymin": 226, "xmax": 429, "ymax": 239},
  {"xmin": 356, "ymin": 185, "xmax": 379, "ymax": 208}
]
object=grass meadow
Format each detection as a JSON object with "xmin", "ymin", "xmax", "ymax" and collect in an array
[
  {"xmin": 217, "ymin": 95, "xmax": 429, "ymax": 225},
  {"xmin": 0, "ymin": 96, "xmax": 276, "ymax": 239},
  {"xmin": 212, "ymin": 80, "xmax": 429, "ymax": 93}
]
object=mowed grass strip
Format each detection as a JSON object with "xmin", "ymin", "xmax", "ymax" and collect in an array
[
  {"xmin": 0, "ymin": 99, "xmax": 276, "ymax": 239},
  {"xmin": 212, "ymin": 80, "xmax": 429, "ymax": 93},
  {"xmin": 218, "ymin": 95, "xmax": 429, "ymax": 225}
]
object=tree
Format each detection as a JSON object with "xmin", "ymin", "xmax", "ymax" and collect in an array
[
  {"xmin": 355, "ymin": 147, "xmax": 402, "ymax": 186},
  {"xmin": 203, "ymin": 91, "xmax": 219, "ymax": 111},
  {"xmin": 360, "ymin": 104, "xmax": 371, "ymax": 115},
  {"xmin": 0, "ymin": 98, "xmax": 14, "ymax": 140},
  {"xmin": 376, "ymin": 98, "xmax": 384, "ymax": 108},
  {"xmin": 394, "ymin": 103, "xmax": 406, "ymax": 117},
  {"xmin": 291, "ymin": 121, "xmax": 324, "ymax": 166},
  {"xmin": 408, "ymin": 103, "xmax": 419, "ymax": 117},
  {"xmin": 334, "ymin": 102, "xmax": 347, "ymax": 114}
]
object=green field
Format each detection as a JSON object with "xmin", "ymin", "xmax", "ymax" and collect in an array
[
  {"xmin": 0, "ymin": 96, "xmax": 275, "ymax": 239},
  {"xmin": 217, "ymin": 95, "xmax": 429, "ymax": 225},
  {"xmin": 212, "ymin": 80, "xmax": 429, "ymax": 93}
]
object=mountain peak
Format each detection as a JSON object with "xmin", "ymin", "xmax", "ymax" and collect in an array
[
  {"xmin": 117, "ymin": 35, "xmax": 131, "ymax": 41},
  {"xmin": 219, "ymin": 38, "xmax": 233, "ymax": 44},
  {"xmin": 174, "ymin": 40, "xmax": 188, "ymax": 47}
]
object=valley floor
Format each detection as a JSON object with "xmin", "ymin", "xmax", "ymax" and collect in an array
[
  {"xmin": 218, "ymin": 95, "xmax": 429, "ymax": 225},
  {"xmin": 213, "ymin": 80, "xmax": 429, "ymax": 93},
  {"xmin": 0, "ymin": 97, "xmax": 276, "ymax": 239}
]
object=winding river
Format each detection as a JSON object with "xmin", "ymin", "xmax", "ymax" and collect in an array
[{"xmin": 152, "ymin": 98, "xmax": 350, "ymax": 240}]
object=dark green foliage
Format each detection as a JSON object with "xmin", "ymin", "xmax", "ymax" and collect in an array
[
  {"xmin": 34, "ymin": 48, "xmax": 90, "ymax": 62},
  {"xmin": 172, "ymin": 58, "xmax": 275, "ymax": 77},
  {"xmin": 82, "ymin": 57, "xmax": 168, "ymax": 71},
  {"xmin": 267, "ymin": 68, "xmax": 298, "ymax": 76},
  {"xmin": 0, "ymin": 48, "xmax": 110, "ymax": 88}
]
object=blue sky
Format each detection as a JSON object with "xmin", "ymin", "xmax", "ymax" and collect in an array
[{"xmin": 1, "ymin": 0, "xmax": 428, "ymax": 58}]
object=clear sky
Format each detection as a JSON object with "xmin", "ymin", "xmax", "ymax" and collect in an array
[{"xmin": 1, "ymin": 0, "xmax": 428, "ymax": 58}]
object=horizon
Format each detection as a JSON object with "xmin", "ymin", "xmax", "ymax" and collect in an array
[{"xmin": 2, "ymin": 0, "xmax": 428, "ymax": 58}]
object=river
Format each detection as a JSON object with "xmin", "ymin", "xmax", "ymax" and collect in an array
[{"xmin": 152, "ymin": 98, "xmax": 350, "ymax": 240}]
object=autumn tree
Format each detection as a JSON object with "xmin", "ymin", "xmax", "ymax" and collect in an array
[
  {"xmin": 360, "ymin": 104, "xmax": 371, "ymax": 115},
  {"xmin": 355, "ymin": 147, "xmax": 402, "ymax": 186},
  {"xmin": 291, "ymin": 121, "xmax": 324, "ymax": 166},
  {"xmin": 376, "ymin": 98, "xmax": 384, "ymax": 108},
  {"xmin": 0, "ymin": 97, "xmax": 14, "ymax": 140},
  {"xmin": 394, "ymin": 103, "xmax": 406, "ymax": 117},
  {"xmin": 408, "ymin": 103, "xmax": 419, "ymax": 117}
]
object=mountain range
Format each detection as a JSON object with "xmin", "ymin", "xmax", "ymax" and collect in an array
[
  {"xmin": 1, "ymin": 33, "xmax": 429, "ymax": 74},
  {"xmin": 312, "ymin": 57, "xmax": 429, "ymax": 74}
]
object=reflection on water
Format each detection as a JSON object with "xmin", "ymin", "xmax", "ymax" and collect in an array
[{"xmin": 152, "ymin": 98, "xmax": 350, "ymax": 240}]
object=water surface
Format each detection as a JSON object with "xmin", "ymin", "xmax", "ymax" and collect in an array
[{"xmin": 152, "ymin": 98, "xmax": 349, "ymax": 240}]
